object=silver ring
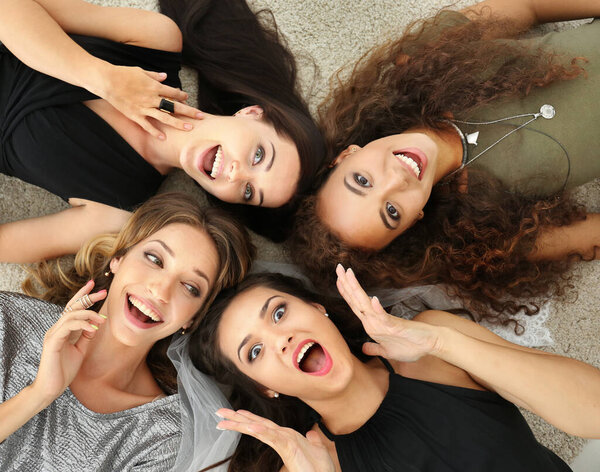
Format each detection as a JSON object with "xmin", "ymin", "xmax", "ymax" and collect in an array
[
  {"xmin": 79, "ymin": 294, "xmax": 93, "ymax": 310},
  {"xmin": 63, "ymin": 305, "xmax": 74, "ymax": 314},
  {"xmin": 158, "ymin": 98, "xmax": 175, "ymax": 114}
]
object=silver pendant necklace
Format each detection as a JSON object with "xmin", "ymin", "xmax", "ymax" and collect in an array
[{"xmin": 445, "ymin": 104, "xmax": 556, "ymax": 178}]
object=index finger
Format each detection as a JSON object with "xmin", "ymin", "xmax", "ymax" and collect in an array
[{"xmin": 158, "ymin": 83, "xmax": 189, "ymax": 104}]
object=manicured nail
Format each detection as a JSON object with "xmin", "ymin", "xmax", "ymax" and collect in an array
[
  {"xmin": 183, "ymin": 123, "xmax": 192, "ymax": 130},
  {"xmin": 90, "ymin": 324, "xmax": 99, "ymax": 330},
  {"xmin": 158, "ymin": 134, "xmax": 166, "ymax": 141},
  {"xmin": 86, "ymin": 279, "xmax": 93, "ymax": 285},
  {"xmin": 97, "ymin": 289, "xmax": 107, "ymax": 294},
  {"xmin": 99, "ymin": 314, "xmax": 108, "ymax": 319},
  {"xmin": 216, "ymin": 425, "xmax": 225, "ymax": 431},
  {"xmin": 158, "ymin": 72, "xmax": 167, "ymax": 78},
  {"xmin": 196, "ymin": 112, "xmax": 203, "ymax": 119},
  {"xmin": 215, "ymin": 411, "xmax": 225, "ymax": 418}
]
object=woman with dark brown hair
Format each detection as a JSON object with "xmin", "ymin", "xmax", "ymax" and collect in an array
[
  {"xmin": 291, "ymin": 0, "xmax": 600, "ymax": 321},
  {"xmin": 0, "ymin": 193, "xmax": 254, "ymax": 471},
  {"xmin": 191, "ymin": 268, "xmax": 600, "ymax": 472},
  {"xmin": 0, "ymin": 0, "xmax": 325, "ymax": 264}
]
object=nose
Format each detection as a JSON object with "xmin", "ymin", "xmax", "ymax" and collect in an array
[
  {"xmin": 148, "ymin": 274, "xmax": 172, "ymax": 304},
  {"xmin": 384, "ymin": 164, "xmax": 409, "ymax": 192},
  {"xmin": 227, "ymin": 161, "xmax": 248, "ymax": 183},
  {"xmin": 276, "ymin": 334, "xmax": 294, "ymax": 355}
]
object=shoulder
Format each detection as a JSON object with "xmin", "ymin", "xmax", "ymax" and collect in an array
[{"xmin": 0, "ymin": 292, "xmax": 61, "ymax": 333}]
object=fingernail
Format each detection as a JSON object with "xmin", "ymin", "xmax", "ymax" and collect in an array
[
  {"xmin": 216, "ymin": 424, "xmax": 225, "ymax": 431},
  {"xmin": 196, "ymin": 112, "xmax": 203, "ymax": 119},
  {"xmin": 158, "ymin": 72, "xmax": 167, "ymax": 78},
  {"xmin": 158, "ymin": 134, "xmax": 166, "ymax": 141},
  {"xmin": 86, "ymin": 279, "xmax": 93, "ymax": 285},
  {"xmin": 90, "ymin": 324, "xmax": 99, "ymax": 330},
  {"xmin": 183, "ymin": 123, "xmax": 192, "ymax": 130},
  {"xmin": 97, "ymin": 289, "xmax": 107, "ymax": 294},
  {"xmin": 215, "ymin": 411, "xmax": 225, "ymax": 418},
  {"xmin": 372, "ymin": 296, "xmax": 379, "ymax": 302},
  {"xmin": 99, "ymin": 314, "xmax": 108, "ymax": 319}
]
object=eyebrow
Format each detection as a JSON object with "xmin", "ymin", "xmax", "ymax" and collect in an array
[
  {"xmin": 236, "ymin": 295, "xmax": 279, "ymax": 362},
  {"xmin": 149, "ymin": 239, "xmax": 210, "ymax": 284},
  {"xmin": 379, "ymin": 209, "xmax": 395, "ymax": 230},
  {"xmin": 343, "ymin": 177, "xmax": 366, "ymax": 196}
]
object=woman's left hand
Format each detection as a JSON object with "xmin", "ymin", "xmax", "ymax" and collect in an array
[
  {"xmin": 216, "ymin": 408, "xmax": 336, "ymax": 472},
  {"xmin": 335, "ymin": 264, "xmax": 443, "ymax": 362}
]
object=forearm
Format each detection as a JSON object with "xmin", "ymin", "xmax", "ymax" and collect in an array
[
  {"xmin": 0, "ymin": 0, "xmax": 110, "ymax": 94},
  {"xmin": 434, "ymin": 327, "xmax": 600, "ymax": 437},
  {"xmin": 0, "ymin": 385, "xmax": 53, "ymax": 443},
  {"xmin": 528, "ymin": 213, "xmax": 600, "ymax": 261}
]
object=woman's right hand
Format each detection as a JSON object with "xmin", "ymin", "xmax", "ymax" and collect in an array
[
  {"xmin": 95, "ymin": 64, "xmax": 203, "ymax": 139},
  {"xmin": 216, "ymin": 409, "xmax": 336, "ymax": 472},
  {"xmin": 30, "ymin": 280, "xmax": 107, "ymax": 402}
]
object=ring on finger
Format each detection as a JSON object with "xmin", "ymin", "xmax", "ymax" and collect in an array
[
  {"xmin": 62, "ymin": 305, "xmax": 74, "ymax": 314},
  {"xmin": 158, "ymin": 98, "xmax": 175, "ymax": 114},
  {"xmin": 78, "ymin": 294, "xmax": 93, "ymax": 310}
]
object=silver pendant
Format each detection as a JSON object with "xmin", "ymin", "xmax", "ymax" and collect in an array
[
  {"xmin": 540, "ymin": 104, "xmax": 555, "ymax": 119},
  {"xmin": 466, "ymin": 131, "xmax": 479, "ymax": 146}
]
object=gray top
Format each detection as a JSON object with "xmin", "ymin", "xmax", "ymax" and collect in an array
[
  {"xmin": 0, "ymin": 292, "xmax": 182, "ymax": 472},
  {"xmin": 452, "ymin": 15, "xmax": 600, "ymax": 197}
]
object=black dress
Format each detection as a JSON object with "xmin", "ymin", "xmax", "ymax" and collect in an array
[
  {"xmin": 0, "ymin": 35, "xmax": 182, "ymax": 210},
  {"xmin": 318, "ymin": 359, "xmax": 571, "ymax": 472}
]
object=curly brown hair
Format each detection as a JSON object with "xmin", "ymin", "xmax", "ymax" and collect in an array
[{"xmin": 291, "ymin": 11, "xmax": 587, "ymax": 325}]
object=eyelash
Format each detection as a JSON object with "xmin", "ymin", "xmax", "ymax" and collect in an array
[
  {"xmin": 248, "ymin": 302, "xmax": 287, "ymax": 363},
  {"xmin": 253, "ymin": 146, "xmax": 265, "ymax": 165},
  {"xmin": 353, "ymin": 173, "xmax": 371, "ymax": 187},
  {"xmin": 144, "ymin": 252, "xmax": 201, "ymax": 298},
  {"xmin": 243, "ymin": 183, "xmax": 254, "ymax": 201}
]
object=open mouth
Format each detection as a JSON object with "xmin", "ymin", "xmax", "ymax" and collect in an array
[
  {"xmin": 125, "ymin": 294, "xmax": 163, "ymax": 329},
  {"xmin": 201, "ymin": 145, "xmax": 223, "ymax": 180},
  {"xmin": 294, "ymin": 340, "xmax": 333, "ymax": 376},
  {"xmin": 393, "ymin": 150, "xmax": 425, "ymax": 180}
]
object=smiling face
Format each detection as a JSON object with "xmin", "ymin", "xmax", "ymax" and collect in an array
[
  {"xmin": 217, "ymin": 286, "xmax": 356, "ymax": 402},
  {"xmin": 317, "ymin": 132, "xmax": 444, "ymax": 250},
  {"xmin": 99, "ymin": 223, "xmax": 219, "ymax": 347},
  {"xmin": 178, "ymin": 106, "xmax": 301, "ymax": 208}
]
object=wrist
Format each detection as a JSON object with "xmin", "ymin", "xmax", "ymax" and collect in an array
[
  {"xmin": 429, "ymin": 325, "xmax": 457, "ymax": 359},
  {"xmin": 81, "ymin": 59, "xmax": 114, "ymax": 98},
  {"xmin": 27, "ymin": 381, "xmax": 59, "ymax": 409}
]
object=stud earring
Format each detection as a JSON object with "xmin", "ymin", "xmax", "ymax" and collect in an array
[
  {"xmin": 104, "ymin": 270, "xmax": 110, "ymax": 277},
  {"xmin": 181, "ymin": 327, "xmax": 187, "ymax": 335},
  {"xmin": 273, "ymin": 392, "xmax": 279, "ymax": 398},
  {"xmin": 324, "ymin": 312, "xmax": 329, "ymax": 318}
]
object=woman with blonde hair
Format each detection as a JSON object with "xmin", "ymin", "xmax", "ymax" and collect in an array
[{"xmin": 0, "ymin": 192, "xmax": 254, "ymax": 471}]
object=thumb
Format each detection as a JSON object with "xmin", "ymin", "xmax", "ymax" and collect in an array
[
  {"xmin": 74, "ymin": 328, "xmax": 97, "ymax": 353},
  {"xmin": 68, "ymin": 197, "xmax": 87, "ymax": 207},
  {"xmin": 144, "ymin": 70, "xmax": 167, "ymax": 82},
  {"xmin": 305, "ymin": 430, "xmax": 324, "ymax": 447},
  {"xmin": 362, "ymin": 342, "xmax": 386, "ymax": 357}
]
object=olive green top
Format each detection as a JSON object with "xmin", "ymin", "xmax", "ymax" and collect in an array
[{"xmin": 449, "ymin": 15, "xmax": 600, "ymax": 197}]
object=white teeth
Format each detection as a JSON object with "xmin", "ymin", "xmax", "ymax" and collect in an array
[
  {"xmin": 296, "ymin": 341, "xmax": 315, "ymax": 366},
  {"xmin": 129, "ymin": 296, "xmax": 161, "ymax": 322},
  {"xmin": 210, "ymin": 146, "xmax": 223, "ymax": 178},
  {"xmin": 394, "ymin": 153, "xmax": 421, "ymax": 177}
]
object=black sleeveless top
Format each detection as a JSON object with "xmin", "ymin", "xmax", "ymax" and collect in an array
[
  {"xmin": 318, "ymin": 359, "xmax": 571, "ymax": 472},
  {"xmin": 0, "ymin": 36, "xmax": 181, "ymax": 210}
]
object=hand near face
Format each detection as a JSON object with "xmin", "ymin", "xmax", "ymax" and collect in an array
[
  {"xmin": 30, "ymin": 281, "xmax": 107, "ymax": 402},
  {"xmin": 98, "ymin": 64, "xmax": 203, "ymax": 139},
  {"xmin": 216, "ymin": 408, "xmax": 336, "ymax": 472},
  {"xmin": 335, "ymin": 264, "xmax": 443, "ymax": 362}
]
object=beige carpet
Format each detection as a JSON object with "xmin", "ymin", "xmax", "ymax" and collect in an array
[{"xmin": 1, "ymin": 0, "xmax": 598, "ymax": 464}]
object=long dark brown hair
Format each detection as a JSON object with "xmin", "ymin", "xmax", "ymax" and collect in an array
[
  {"xmin": 192, "ymin": 273, "xmax": 368, "ymax": 472},
  {"xmin": 159, "ymin": 0, "xmax": 326, "ymax": 241},
  {"xmin": 290, "ymin": 10, "xmax": 587, "ymax": 324},
  {"xmin": 23, "ymin": 193, "xmax": 255, "ymax": 393}
]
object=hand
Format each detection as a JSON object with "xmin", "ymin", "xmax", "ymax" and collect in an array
[
  {"xmin": 335, "ymin": 264, "xmax": 443, "ymax": 362},
  {"xmin": 30, "ymin": 280, "xmax": 107, "ymax": 402},
  {"xmin": 96, "ymin": 64, "xmax": 203, "ymax": 139},
  {"xmin": 216, "ymin": 409, "xmax": 335, "ymax": 472}
]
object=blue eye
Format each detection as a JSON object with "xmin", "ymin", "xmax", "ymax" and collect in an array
[
  {"xmin": 183, "ymin": 283, "xmax": 200, "ymax": 297},
  {"xmin": 145, "ymin": 252, "xmax": 163, "ymax": 267},
  {"xmin": 272, "ymin": 304, "xmax": 286, "ymax": 323},
  {"xmin": 353, "ymin": 173, "xmax": 371, "ymax": 187},
  {"xmin": 253, "ymin": 146, "xmax": 265, "ymax": 165},
  {"xmin": 248, "ymin": 344, "xmax": 262, "ymax": 362},
  {"xmin": 243, "ymin": 183, "xmax": 254, "ymax": 201},
  {"xmin": 386, "ymin": 202, "xmax": 399, "ymax": 220}
]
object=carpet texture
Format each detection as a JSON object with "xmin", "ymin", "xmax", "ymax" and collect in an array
[{"xmin": 0, "ymin": 0, "xmax": 598, "ymax": 464}]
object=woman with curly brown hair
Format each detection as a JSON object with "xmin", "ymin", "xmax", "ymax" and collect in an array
[{"xmin": 291, "ymin": 0, "xmax": 600, "ymax": 321}]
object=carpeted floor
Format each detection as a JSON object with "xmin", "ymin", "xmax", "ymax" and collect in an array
[{"xmin": 1, "ymin": 0, "xmax": 598, "ymax": 464}]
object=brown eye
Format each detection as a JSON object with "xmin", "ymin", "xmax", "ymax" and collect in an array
[
  {"xmin": 386, "ymin": 203, "xmax": 399, "ymax": 220},
  {"xmin": 353, "ymin": 173, "xmax": 371, "ymax": 187}
]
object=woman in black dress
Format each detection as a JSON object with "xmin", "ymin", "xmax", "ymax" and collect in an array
[
  {"xmin": 192, "ymin": 268, "xmax": 600, "ymax": 471},
  {"xmin": 0, "ymin": 0, "xmax": 324, "ymax": 262}
]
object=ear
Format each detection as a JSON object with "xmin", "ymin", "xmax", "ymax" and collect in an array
[
  {"xmin": 416, "ymin": 210, "xmax": 424, "ymax": 220},
  {"xmin": 234, "ymin": 105, "xmax": 264, "ymax": 120},
  {"xmin": 310, "ymin": 302, "xmax": 326, "ymax": 315},
  {"xmin": 329, "ymin": 144, "xmax": 361, "ymax": 168},
  {"xmin": 109, "ymin": 256, "xmax": 122, "ymax": 274},
  {"xmin": 263, "ymin": 388, "xmax": 279, "ymax": 399}
]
